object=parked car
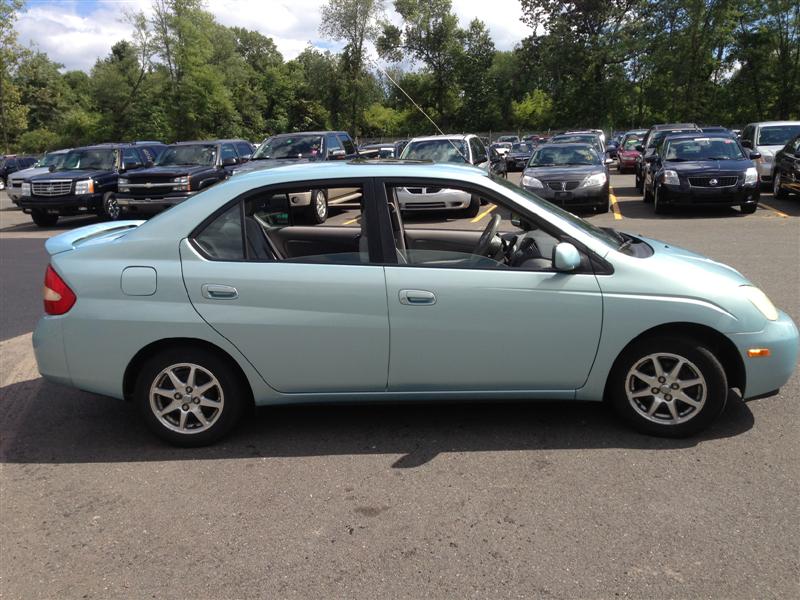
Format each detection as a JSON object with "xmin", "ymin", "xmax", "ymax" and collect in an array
[
  {"xmin": 505, "ymin": 141, "xmax": 535, "ymax": 172},
  {"xmin": 232, "ymin": 131, "xmax": 361, "ymax": 223},
  {"xmin": 644, "ymin": 133, "xmax": 760, "ymax": 214},
  {"xmin": 549, "ymin": 132, "xmax": 605, "ymax": 155},
  {"xmin": 496, "ymin": 135, "xmax": 520, "ymax": 144},
  {"xmin": 7, "ymin": 149, "xmax": 71, "ymax": 205},
  {"xmin": 771, "ymin": 133, "xmax": 800, "ymax": 198},
  {"xmin": 606, "ymin": 138, "xmax": 620, "ymax": 159},
  {"xmin": 739, "ymin": 121, "xmax": 800, "ymax": 185},
  {"xmin": 488, "ymin": 145, "xmax": 508, "ymax": 178},
  {"xmin": 491, "ymin": 141, "xmax": 512, "ymax": 157},
  {"xmin": 116, "ymin": 140, "xmax": 253, "ymax": 215},
  {"xmin": 19, "ymin": 142, "xmax": 166, "ymax": 226},
  {"xmin": 635, "ymin": 123, "xmax": 701, "ymax": 195},
  {"xmin": 0, "ymin": 155, "xmax": 37, "ymax": 190},
  {"xmin": 358, "ymin": 143, "xmax": 396, "ymax": 159},
  {"xmin": 398, "ymin": 134, "xmax": 495, "ymax": 216},
  {"xmin": 33, "ymin": 161, "xmax": 798, "ymax": 445},
  {"xmin": 617, "ymin": 130, "xmax": 648, "ymax": 174},
  {"xmin": 521, "ymin": 142, "xmax": 611, "ymax": 212}
]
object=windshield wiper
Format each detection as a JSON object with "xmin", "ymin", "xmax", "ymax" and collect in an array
[{"xmin": 705, "ymin": 157, "xmax": 733, "ymax": 161}]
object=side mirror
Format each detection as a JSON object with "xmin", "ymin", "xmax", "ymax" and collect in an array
[
  {"xmin": 635, "ymin": 144, "xmax": 644, "ymax": 152},
  {"xmin": 122, "ymin": 161, "xmax": 141, "ymax": 171},
  {"xmin": 748, "ymin": 151, "xmax": 761, "ymax": 160},
  {"xmin": 145, "ymin": 160, "xmax": 154, "ymax": 168},
  {"xmin": 553, "ymin": 242, "xmax": 581, "ymax": 272},
  {"xmin": 222, "ymin": 157, "xmax": 239, "ymax": 166},
  {"xmin": 328, "ymin": 149, "xmax": 346, "ymax": 159},
  {"xmin": 48, "ymin": 165, "xmax": 56, "ymax": 172},
  {"xmin": 741, "ymin": 139, "xmax": 752, "ymax": 149},
  {"xmin": 644, "ymin": 154, "xmax": 658, "ymax": 163},
  {"xmin": 240, "ymin": 154, "xmax": 251, "ymax": 162}
]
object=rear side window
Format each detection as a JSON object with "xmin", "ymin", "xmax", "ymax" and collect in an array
[
  {"xmin": 338, "ymin": 135, "xmax": 356, "ymax": 155},
  {"xmin": 221, "ymin": 144, "xmax": 237, "ymax": 162},
  {"xmin": 194, "ymin": 204, "xmax": 244, "ymax": 260},
  {"xmin": 236, "ymin": 142, "xmax": 253, "ymax": 158}
]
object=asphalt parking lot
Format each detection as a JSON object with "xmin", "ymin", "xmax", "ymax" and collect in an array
[{"xmin": 1, "ymin": 171, "xmax": 798, "ymax": 599}]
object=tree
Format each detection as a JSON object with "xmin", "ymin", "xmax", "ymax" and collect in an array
[
  {"xmin": 0, "ymin": 0, "xmax": 28, "ymax": 152},
  {"xmin": 319, "ymin": 0, "xmax": 385, "ymax": 135},
  {"xmin": 511, "ymin": 90, "xmax": 553, "ymax": 130},
  {"xmin": 457, "ymin": 19, "xmax": 497, "ymax": 131}
]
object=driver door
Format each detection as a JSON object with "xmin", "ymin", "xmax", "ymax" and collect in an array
[{"xmin": 380, "ymin": 180, "xmax": 603, "ymax": 393}]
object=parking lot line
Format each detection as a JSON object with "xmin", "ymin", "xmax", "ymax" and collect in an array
[
  {"xmin": 470, "ymin": 204, "xmax": 497, "ymax": 223},
  {"xmin": 609, "ymin": 189, "xmax": 623, "ymax": 220},
  {"xmin": 759, "ymin": 202, "xmax": 789, "ymax": 218},
  {"xmin": 343, "ymin": 216, "xmax": 361, "ymax": 225}
]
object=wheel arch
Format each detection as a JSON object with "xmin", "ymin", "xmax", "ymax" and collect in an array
[
  {"xmin": 123, "ymin": 337, "xmax": 255, "ymax": 404},
  {"xmin": 604, "ymin": 322, "xmax": 746, "ymax": 398}
]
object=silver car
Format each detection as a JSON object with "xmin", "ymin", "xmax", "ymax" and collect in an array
[
  {"xmin": 739, "ymin": 121, "xmax": 800, "ymax": 183},
  {"xmin": 7, "ymin": 149, "xmax": 71, "ymax": 204}
]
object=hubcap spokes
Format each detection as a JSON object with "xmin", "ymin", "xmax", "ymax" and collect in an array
[
  {"xmin": 149, "ymin": 362, "xmax": 224, "ymax": 434},
  {"xmin": 625, "ymin": 353, "xmax": 706, "ymax": 425},
  {"xmin": 316, "ymin": 194, "xmax": 326, "ymax": 218}
]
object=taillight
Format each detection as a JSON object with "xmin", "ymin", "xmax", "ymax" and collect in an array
[{"xmin": 43, "ymin": 265, "xmax": 76, "ymax": 315}]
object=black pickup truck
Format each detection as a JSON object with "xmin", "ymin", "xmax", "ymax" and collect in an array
[
  {"xmin": 19, "ymin": 142, "xmax": 165, "ymax": 226},
  {"xmin": 116, "ymin": 139, "xmax": 255, "ymax": 214}
]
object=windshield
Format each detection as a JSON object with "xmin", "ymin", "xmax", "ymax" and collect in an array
[
  {"xmin": 664, "ymin": 137, "xmax": 745, "ymax": 161},
  {"xmin": 528, "ymin": 144, "xmax": 600, "ymax": 167},
  {"xmin": 498, "ymin": 136, "xmax": 518, "ymax": 143},
  {"xmin": 35, "ymin": 153, "xmax": 65, "ymax": 168},
  {"xmin": 622, "ymin": 136, "xmax": 642, "ymax": 150},
  {"xmin": 551, "ymin": 134, "xmax": 599, "ymax": 147},
  {"xmin": 401, "ymin": 140, "xmax": 467, "ymax": 163},
  {"xmin": 253, "ymin": 135, "xmax": 323, "ymax": 159},
  {"xmin": 511, "ymin": 142, "xmax": 534, "ymax": 152},
  {"xmin": 757, "ymin": 124, "xmax": 800, "ymax": 146},
  {"xmin": 60, "ymin": 148, "xmax": 116, "ymax": 171},
  {"xmin": 157, "ymin": 144, "xmax": 217, "ymax": 166},
  {"xmin": 648, "ymin": 129, "xmax": 696, "ymax": 149}
]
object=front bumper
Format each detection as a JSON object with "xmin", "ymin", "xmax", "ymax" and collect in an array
[
  {"xmin": 730, "ymin": 311, "xmax": 799, "ymax": 400},
  {"xmin": 32, "ymin": 316, "xmax": 73, "ymax": 387},
  {"xmin": 19, "ymin": 193, "xmax": 103, "ymax": 215},
  {"xmin": 506, "ymin": 157, "xmax": 530, "ymax": 171},
  {"xmin": 657, "ymin": 182, "xmax": 759, "ymax": 207},
  {"xmin": 523, "ymin": 184, "xmax": 608, "ymax": 209},
  {"xmin": 117, "ymin": 190, "xmax": 195, "ymax": 209},
  {"xmin": 397, "ymin": 188, "xmax": 472, "ymax": 211}
]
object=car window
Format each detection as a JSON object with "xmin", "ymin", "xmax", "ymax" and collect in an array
[
  {"xmin": 401, "ymin": 140, "xmax": 468, "ymax": 164},
  {"xmin": 194, "ymin": 204, "xmax": 245, "ymax": 260},
  {"xmin": 235, "ymin": 142, "xmax": 253, "ymax": 159},
  {"xmin": 471, "ymin": 138, "xmax": 488, "ymax": 164},
  {"xmin": 61, "ymin": 148, "xmax": 117, "ymax": 171},
  {"xmin": 529, "ymin": 145, "xmax": 600, "ymax": 166},
  {"xmin": 220, "ymin": 144, "xmax": 237, "ymax": 162},
  {"xmin": 792, "ymin": 137, "xmax": 800, "ymax": 153},
  {"xmin": 139, "ymin": 147, "xmax": 159, "ymax": 163},
  {"xmin": 741, "ymin": 125, "xmax": 753, "ymax": 143},
  {"xmin": 664, "ymin": 137, "xmax": 745, "ymax": 161},
  {"xmin": 756, "ymin": 125, "xmax": 800, "ymax": 146},
  {"xmin": 157, "ymin": 145, "xmax": 216, "ymax": 167},
  {"xmin": 337, "ymin": 135, "xmax": 356, "ymax": 155},
  {"xmin": 122, "ymin": 148, "xmax": 141, "ymax": 167},
  {"xmin": 326, "ymin": 135, "xmax": 343, "ymax": 154}
]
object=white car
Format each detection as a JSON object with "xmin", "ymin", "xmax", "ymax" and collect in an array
[
  {"xmin": 7, "ymin": 149, "xmax": 71, "ymax": 204},
  {"xmin": 399, "ymin": 134, "xmax": 490, "ymax": 216},
  {"xmin": 740, "ymin": 121, "xmax": 800, "ymax": 183}
]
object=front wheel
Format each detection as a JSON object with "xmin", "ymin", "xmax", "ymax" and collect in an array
[
  {"xmin": 135, "ymin": 347, "xmax": 247, "ymax": 446},
  {"xmin": 31, "ymin": 209, "xmax": 59, "ymax": 227},
  {"xmin": 463, "ymin": 194, "xmax": 481, "ymax": 218},
  {"xmin": 772, "ymin": 171, "xmax": 788, "ymax": 199},
  {"xmin": 653, "ymin": 186, "xmax": 668, "ymax": 214},
  {"xmin": 609, "ymin": 336, "xmax": 728, "ymax": 437},
  {"xmin": 635, "ymin": 170, "xmax": 643, "ymax": 193},
  {"xmin": 740, "ymin": 202, "xmax": 757, "ymax": 214},
  {"xmin": 99, "ymin": 192, "xmax": 121, "ymax": 221}
]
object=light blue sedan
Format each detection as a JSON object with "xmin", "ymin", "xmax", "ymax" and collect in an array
[{"xmin": 33, "ymin": 162, "xmax": 798, "ymax": 445}]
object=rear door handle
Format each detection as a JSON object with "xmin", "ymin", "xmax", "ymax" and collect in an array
[
  {"xmin": 398, "ymin": 289, "xmax": 436, "ymax": 306},
  {"xmin": 202, "ymin": 284, "xmax": 238, "ymax": 299}
]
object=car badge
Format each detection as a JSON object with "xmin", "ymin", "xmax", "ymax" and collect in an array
[
  {"xmin": 709, "ymin": 178, "xmax": 718, "ymax": 186},
  {"xmin": 145, "ymin": 182, "xmax": 152, "ymax": 188},
  {"xmin": 561, "ymin": 182, "xmax": 567, "ymax": 191},
  {"xmin": 47, "ymin": 184, "xmax": 54, "ymax": 193}
]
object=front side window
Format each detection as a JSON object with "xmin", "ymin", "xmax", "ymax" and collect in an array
[
  {"xmin": 401, "ymin": 140, "xmax": 468, "ymax": 164},
  {"xmin": 236, "ymin": 142, "xmax": 253, "ymax": 159},
  {"xmin": 220, "ymin": 144, "xmax": 237, "ymax": 162},
  {"xmin": 338, "ymin": 135, "xmax": 356, "ymax": 155},
  {"xmin": 122, "ymin": 148, "xmax": 142, "ymax": 166}
]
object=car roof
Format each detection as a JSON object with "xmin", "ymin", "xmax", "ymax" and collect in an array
[
  {"xmin": 172, "ymin": 139, "xmax": 251, "ymax": 145},
  {"xmin": 408, "ymin": 134, "xmax": 474, "ymax": 142},
  {"xmin": 748, "ymin": 121, "xmax": 800, "ymax": 127},
  {"xmin": 663, "ymin": 132, "xmax": 739, "ymax": 142},
  {"xmin": 651, "ymin": 123, "xmax": 698, "ymax": 130},
  {"xmin": 270, "ymin": 131, "xmax": 350, "ymax": 137}
]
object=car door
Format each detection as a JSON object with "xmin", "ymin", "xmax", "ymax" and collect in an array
[
  {"xmin": 180, "ymin": 179, "xmax": 391, "ymax": 394},
  {"xmin": 470, "ymin": 138, "xmax": 489, "ymax": 170},
  {"xmin": 380, "ymin": 179, "xmax": 603, "ymax": 393}
]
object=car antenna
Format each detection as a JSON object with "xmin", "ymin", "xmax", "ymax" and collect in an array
[{"xmin": 368, "ymin": 57, "xmax": 468, "ymax": 162}]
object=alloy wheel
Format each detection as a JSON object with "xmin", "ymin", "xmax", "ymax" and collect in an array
[
  {"xmin": 105, "ymin": 195, "xmax": 121, "ymax": 220},
  {"xmin": 625, "ymin": 352, "xmax": 707, "ymax": 425},
  {"xmin": 315, "ymin": 191, "xmax": 327, "ymax": 220},
  {"xmin": 773, "ymin": 173, "xmax": 781, "ymax": 196},
  {"xmin": 149, "ymin": 362, "xmax": 224, "ymax": 434}
]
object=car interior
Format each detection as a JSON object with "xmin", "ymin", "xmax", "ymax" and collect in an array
[{"xmin": 193, "ymin": 182, "xmax": 564, "ymax": 272}]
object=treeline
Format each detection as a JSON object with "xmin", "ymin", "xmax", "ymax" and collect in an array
[{"xmin": 1, "ymin": 0, "xmax": 798, "ymax": 154}]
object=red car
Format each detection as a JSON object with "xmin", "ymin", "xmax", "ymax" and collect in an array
[{"xmin": 617, "ymin": 130, "xmax": 647, "ymax": 174}]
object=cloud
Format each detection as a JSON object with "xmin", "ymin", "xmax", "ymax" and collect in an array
[{"xmin": 14, "ymin": 0, "xmax": 531, "ymax": 72}]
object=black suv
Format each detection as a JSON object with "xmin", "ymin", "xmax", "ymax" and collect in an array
[
  {"xmin": 20, "ymin": 142, "xmax": 166, "ymax": 226},
  {"xmin": 116, "ymin": 139, "xmax": 255, "ymax": 214},
  {"xmin": 0, "ymin": 155, "xmax": 37, "ymax": 189},
  {"xmin": 235, "ymin": 131, "xmax": 359, "ymax": 175},
  {"xmin": 635, "ymin": 123, "xmax": 700, "ymax": 199}
]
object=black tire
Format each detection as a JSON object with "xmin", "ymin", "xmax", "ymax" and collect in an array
[
  {"xmin": 635, "ymin": 170, "xmax": 643, "ymax": 193},
  {"xmin": 608, "ymin": 336, "xmax": 728, "ymax": 438},
  {"xmin": 597, "ymin": 194, "xmax": 610, "ymax": 213},
  {"xmin": 31, "ymin": 209, "xmax": 59, "ymax": 227},
  {"xmin": 99, "ymin": 192, "xmax": 121, "ymax": 221},
  {"xmin": 463, "ymin": 194, "xmax": 481, "ymax": 218},
  {"xmin": 653, "ymin": 186, "xmax": 668, "ymax": 214},
  {"xmin": 134, "ymin": 346, "xmax": 248, "ymax": 446},
  {"xmin": 643, "ymin": 182, "xmax": 654, "ymax": 204},
  {"xmin": 772, "ymin": 171, "xmax": 788, "ymax": 199},
  {"xmin": 306, "ymin": 189, "xmax": 328, "ymax": 224},
  {"xmin": 740, "ymin": 202, "xmax": 757, "ymax": 214}
]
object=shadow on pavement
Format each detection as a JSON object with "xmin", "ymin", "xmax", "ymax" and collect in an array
[{"xmin": 0, "ymin": 378, "xmax": 754, "ymax": 467}]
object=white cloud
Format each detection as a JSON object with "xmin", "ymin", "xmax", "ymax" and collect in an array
[{"xmin": 14, "ymin": 0, "xmax": 531, "ymax": 72}]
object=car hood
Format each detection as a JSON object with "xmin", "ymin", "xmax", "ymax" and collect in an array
[
  {"xmin": 232, "ymin": 157, "xmax": 313, "ymax": 175},
  {"xmin": 125, "ymin": 165, "xmax": 210, "ymax": 179},
  {"xmin": 637, "ymin": 235, "xmax": 748, "ymax": 283},
  {"xmin": 524, "ymin": 165, "xmax": 601, "ymax": 179},
  {"xmin": 31, "ymin": 169, "xmax": 110, "ymax": 181},
  {"xmin": 664, "ymin": 159, "xmax": 752, "ymax": 173},
  {"xmin": 9, "ymin": 166, "xmax": 50, "ymax": 181}
]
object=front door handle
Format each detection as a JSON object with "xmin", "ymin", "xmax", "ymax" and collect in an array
[
  {"xmin": 398, "ymin": 289, "xmax": 436, "ymax": 306},
  {"xmin": 202, "ymin": 284, "xmax": 238, "ymax": 300}
]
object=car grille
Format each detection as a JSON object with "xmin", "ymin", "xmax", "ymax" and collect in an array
[
  {"xmin": 688, "ymin": 176, "xmax": 738, "ymax": 187},
  {"xmin": 404, "ymin": 201, "xmax": 447, "ymax": 209},
  {"xmin": 545, "ymin": 181, "xmax": 580, "ymax": 191},
  {"xmin": 31, "ymin": 180, "xmax": 72, "ymax": 196},
  {"xmin": 406, "ymin": 187, "xmax": 442, "ymax": 194},
  {"xmin": 123, "ymin": 182, "xmax": 177, "ymax": 198}
]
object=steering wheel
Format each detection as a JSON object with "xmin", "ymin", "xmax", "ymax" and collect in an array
[{"xmin": 473, "ymin": 213, "xmax": 502, "ymax": 257}]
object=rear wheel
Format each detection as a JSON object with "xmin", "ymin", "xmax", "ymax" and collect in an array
[
  {"xmin": 306, "ymin": 189, "xmax": 328, "ymax": 224},
  {"xmin": 772, "ymin": 171, "xmax": 788, "ymax": 199},
  {"xmin": 463, "ymin": 194, "xmax": 481, "ymax": 218},
  {"xmin": 134, "ymin": 346, "xmax": 247, "ymax": 446},
  {"xmin": 609, "ymin": 336, "xmax": 728, "ymax": 437},
  {"xmin": 31, "ymin": 209, "xmax": 59, "ymax": 227},
  {"xmin": 99, "ymin": 192, "xmax": 121, "ymax": 221}
]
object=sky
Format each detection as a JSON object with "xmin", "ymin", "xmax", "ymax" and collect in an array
[{"xmin": 14, "ymin": 0, "xmax": 532, "ymax": 72}]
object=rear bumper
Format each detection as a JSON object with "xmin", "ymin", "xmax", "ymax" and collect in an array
[
  {"xmin": 657, "ymin": 183, "xmax": 760, "ymax": 206},
  {"xmin": 19, "ymin": 193, "xmax": 103, "ymax": 214},
  {"xmin": 32, "ymin": 316, "xmax": 73, "ymax": 387},
  {"xmin": 730, "ymin": 311, "xmax": 799, "ymax": 400}
]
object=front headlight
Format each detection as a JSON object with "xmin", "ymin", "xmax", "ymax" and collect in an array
[
  {"xmin": 21, "ymin": 182, "xmax": 31, "ymax": 196},
  {"xmin": 173, "ymin": 176, "xmax": 191, "ymax": 191},
  {"xmin": 74, "ymin": 179, "xmax": 94, "ymax": 195},
  {"xmin": 743, "ymin": 167, "xmax": 758, "ymax": 185},
  {"xmin": 118, "ymin": 178, "xmax": 129, "ymax": 185},
  {"xmin": 521, "ymin": 174, "xmax": 543, "ymax": 188},
  {"xmin": 740, "ymin": 285, "xmax": 778, "ymax": 321},
  {"xmin": 581, "ymin": 172, "xmax": 607, "ymax": 188},
  {"xmin": 661, "ymin": 169, "xmax": 680, "ymax": 185}
]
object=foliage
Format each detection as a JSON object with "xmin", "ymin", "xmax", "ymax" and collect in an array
[{"xmin": 17, "ymin": 127, "xmax": 60, "ymax": 153}]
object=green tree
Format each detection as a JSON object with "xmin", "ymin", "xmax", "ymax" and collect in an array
[
  {"xmin": 17, "ymin": 127, "xmax": 60, "ymax": 153},
  {"xmin": 0, "ymin": 0, "xmax": 28, "ymax": 152},
  {"xmin": 456, "ymin": 19, "xmax": 497, "ymax": 131},
  {"xmin": 511, "ymin": 90, "xmax": 553, "ymax": 130}
]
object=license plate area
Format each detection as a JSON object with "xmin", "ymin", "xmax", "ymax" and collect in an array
[{"xmin": 554, "ymin": 191, "xmax": 572, "ymax": 200}]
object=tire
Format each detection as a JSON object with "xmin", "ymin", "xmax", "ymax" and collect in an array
[
  {"xmin": 134, "ymin": 346, "xmax": 248, "ymax": 446},
  {"xmin": 307, "ymin": 189, "xmax": 328, "ymax": 224},
  {"xmin": 635, "ymin": 170, "xmax": 643, "ymax": 193},
  {"xmin": 31, "ymin": 209, "xmax": 59, "ymax": 227},
  {"xmin": 740, "ymin": 202, "xmax": 757, "ymax": 214},
  {"xmin": 772, "ymin": 171, "xmax": 788, "ymax": 199},
  {"xmin": 463, "ymin": 194, "xmax": 481, "ymax": 218},
  {"xmin": 99, "ymin": 192, "xmax": 121, "ymax": 221},
  {"xmin": 597, "ymin": 194, "xmax": 610, "ymax": 213},
  {"xmin": 653, "ymin": 186, "xmax": 668, "ymax": 214},
  {"xmin": 608, "ymin": 336, "xmax": 728, "ymax": 438},
  {"xmin": 643, "ymin": 182, "xmax": 654, "ymax": 204}
]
